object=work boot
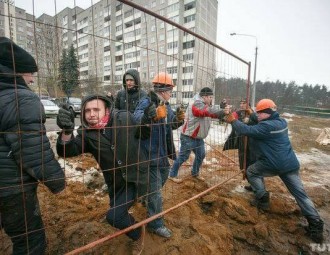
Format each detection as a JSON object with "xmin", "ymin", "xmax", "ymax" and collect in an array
[
  {"xmin": 132, "ymin": 225, "xmax": 145, "ymax": 255},
  {"xmin": 305, "ymin": 218, "xmax": 324, "ymax": 243},
  {"xmin": 193, "ymin": 175, "xmax": 205, "ymax": 181},
  {"xmin": 250, "ymin": 192, "xmax": 270, "ymax": 210},
  {"xmin": 244, "ymin": 185, "xmax": 253, "ymax": 192},
  {"xmin": 148, "ymin": 226, "xmax": 172, "ymax": 238},
  {"xmin": 168, "ymin": 176, "xmax": 183, "ymax": 184}
]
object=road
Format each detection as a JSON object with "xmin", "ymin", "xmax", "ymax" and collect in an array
[{"xmin": 45, "ymin": 116, "xmax": 81, "ymax": 132}]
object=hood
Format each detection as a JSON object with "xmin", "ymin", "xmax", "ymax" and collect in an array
[
  {"xmin": 193, "ymin": 93, "xmax": 203, "ymax": 102},
  {"xmin": 0, "ymin": 64, "xmax": 28, "ymax": 87},
  {"xmin": 80, "ymin": 94, "xmax": 112, "ymax": 128},
  {"xmin": 122, "ymin": 69, "xmax": 141, "ymax": 89}
]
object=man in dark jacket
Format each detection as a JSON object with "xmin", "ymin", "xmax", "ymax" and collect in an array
[
  {"xmin": 133, "ymin": 72, "xmax": 185, "ymax": 238},
  {"xmin": 223, "ymin": 99, "xmax": 257, "ymax": 190},
  {"xmin": 56, "ymin": 95, "xmax": 148, "ymax": 255},
  {"xmin": 224, "ymin": 98, "xmax": 324, "ymax": 243},
  {"xmin": 115, "ymin": 69, "xmax": 147, "ymax": 113},
  {"xmin": 0, "ymin": 37, "xmax": 65, "ymax": 254}
]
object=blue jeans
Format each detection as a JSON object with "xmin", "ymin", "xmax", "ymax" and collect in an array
[
  {"xmin": 0, "ymin": 190, "xmax": 46, "ymax": 255},
  {"xmin": 247, "ymin": 161, "xmax": 321, "ymax": 219},
  {"xmin": 147, "ymin": 166, "xmax": 169, "ymax": 229},
  {"xmin": 170, "ymin": 134, "xmax": 205, "ymax": 177},
  {"xmin": 106, "ymin": 182, "xmax": 142, "ymax": 241}
]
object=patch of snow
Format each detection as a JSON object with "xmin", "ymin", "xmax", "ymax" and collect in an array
[
  {"xmin": 282, "ymin": 112, "xmax": 295, "ymax": 118},
  {"xmin": 58, "ymin": 158, "xmax": 99, "ymax": 183}
]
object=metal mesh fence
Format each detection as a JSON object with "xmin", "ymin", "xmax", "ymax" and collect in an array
[{"xmin": 0, "ymin": 0, "xmax": 252, "ymax": 254}]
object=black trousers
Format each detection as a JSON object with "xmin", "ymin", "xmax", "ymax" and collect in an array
[{"xmin": 0, "ymin": 190, "xmax": 46, "ymax": 255}]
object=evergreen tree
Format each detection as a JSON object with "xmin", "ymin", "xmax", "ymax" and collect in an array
[{"xmin": 58, "ymin": 45, "xmax": 79, "ymax": 97}]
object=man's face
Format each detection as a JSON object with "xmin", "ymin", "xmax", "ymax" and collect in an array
[
  {"xmin": 20, "ymin": 73, "xmax": 35, "ymax": 85},
  {"xmin": 84, "ymin": 99, "xmax": 107, "ymax": 126},
  {"xmin": 160, "ymin": 89, "xmax": 173, "ymax": 101},
  {"xmin": 239, "ymin": 101, "xmax": 247, "ymax": 110},
  {"xmin": 203, "ymin": 95, "xmax": 213, "ymax": 106},
  {"xmin": 125, "ymin": 77, "xmax": 135, "ymax": 89},
  {"xmin": 257, "ymin": 112, "xmax": 271, "ymax": 122}
]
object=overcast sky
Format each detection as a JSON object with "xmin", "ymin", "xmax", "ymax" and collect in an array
[{"xmin": 15, "ymin": 0, "xmax": 330, "ymax": 88}]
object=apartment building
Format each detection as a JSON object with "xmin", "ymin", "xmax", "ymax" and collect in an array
[{"xmin": 7, "ymin": 0, "xmax": 218, "ymax": 102}]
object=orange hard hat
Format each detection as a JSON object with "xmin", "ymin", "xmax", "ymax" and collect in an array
[
  {"xmin": 256, "ymin": 99, "xmax": 277, "ymax": 112},
  {"xmin": 152, "ymin": 72, "xmax": 174, "ymax": 87}
]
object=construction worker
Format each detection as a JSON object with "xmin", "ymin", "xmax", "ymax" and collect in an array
[
  {"xmin": 224, "ymin": 98, "xmax": 324, "ymax": 243},
  {"xmin": 133, "ymin": 72, "xmax": 185, "ymax": 238}
]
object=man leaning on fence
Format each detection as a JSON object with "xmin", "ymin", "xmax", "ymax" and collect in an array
[
  {"xmin": 56, "ymin": 94, "xmax": 149, "ymax": 255},
  {"xmin": 133, "ymin": 72, "xmax": 185, "ymax": 238},
  {"xmin": 0, "ymin": 37, "xmax": 65, "ymax": 254},
  {"xmin": 223, "ymin": 98, "xmax": 324, "ymax": 243}
]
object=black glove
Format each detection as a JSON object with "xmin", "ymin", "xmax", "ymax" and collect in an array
[
  {"xmin": 141, "ymin": 102, "xmax": 156, "ymax": 124},
  {"xmin": 57, "ymin": 105, "xmax": 75, "ymax": 135},
  {"xmin": 176, "ymin": 106, "xmax": 185, "ymax": 122}
]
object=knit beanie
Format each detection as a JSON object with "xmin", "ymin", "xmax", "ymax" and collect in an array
[
  {"xmin": 199, "ymin": 87, "xmax": 213, "ymax": 96},
  {"xmin": 0, "ymin": 37, "xmax": 38, "ymax": 73}
]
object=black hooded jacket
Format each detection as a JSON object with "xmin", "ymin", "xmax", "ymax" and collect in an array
[
  {"xmin": 115, "ymin": 69, "xmax": 147, "ymax": 113},
  {"xmin": 0, "ymin": 64, "xmax": 65, "ymax": 197},
  {"xmin": 56, "ymin": 95, "xmax": 148, "ymax": 196}
]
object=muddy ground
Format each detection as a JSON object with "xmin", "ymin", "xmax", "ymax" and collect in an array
[{"xmin": 1, "ymin": 115, "xmax": 329, "ymax": 255}]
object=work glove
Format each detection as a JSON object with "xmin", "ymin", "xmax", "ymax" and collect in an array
[
  {"xmin": 176, "ymin": 106, "xmax": 185, "ymax": 123},
  {"xmin": 141, "ymin": 102, "xmax": 157, "ymax": 124},
  {"xmin": 223, "ymin": 113, "xmax": 237, "ymax": 124},
  {"xmin": 245, "ymin": 108, "xmax": 254, "ymax": 116},
  {"xmin": 57, "ymin": 105, "xmax": 75, "ymax": 135},
  {"xmin": 154, "ymin": 102, "xmax": 167, "ymax": 121}
]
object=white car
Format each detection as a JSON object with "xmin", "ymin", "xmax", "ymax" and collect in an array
[{"xmin": 41, "ymin": 99, "xmax": 60, "ymax": 118}]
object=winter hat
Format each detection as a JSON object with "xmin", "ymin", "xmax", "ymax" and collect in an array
[
  {"xmin": 199, "ymin": 87, "xmax": 213, "ymax": 96},
  {"xmin": 125, "ymin": 74, "xmax": 134, "ymax": 80},
  {"xmin": 0, "ymin": 37, "xmax": 38, "ymax": 73}
]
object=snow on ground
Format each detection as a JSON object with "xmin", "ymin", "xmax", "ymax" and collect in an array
[
  {"xmin": 172, "ymin": 121, "xmax": 232, "ymax": 151},
  {"xmin": 296, "ymin": 148, "xmax": 330, "ymax": 188},
  {"xmin": 58, "ymin": 158, "xmax": 99, "ymax": 183}
]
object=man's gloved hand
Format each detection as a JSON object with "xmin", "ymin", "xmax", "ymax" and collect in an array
[
  {"xmin": 224, "ymin": 113, "xmax": 237, "ymax": 123},
  {"xmin": 154, "ymin": 103, "xmax": 167, "ymax": 121},
  {"xmin": 176, "ymin": 106, "xmax": 185, "ymax": 122},
  {"xmin": 245, "ymin": 108, "xmax": 253, "ymax": 116},
  {"xmin": 141, "ymin": 103, "xmax": 156, "ymax": 124},
  {"xmin": 57, "ymin": 106, "xmax": 75, "ymax": 135}
]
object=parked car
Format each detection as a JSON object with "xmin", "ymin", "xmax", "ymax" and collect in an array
[
  {"xmin": 41, "ymin": 99, "xmax": 60, "ymax": 118},
  {"xmin": 54, "ymin": 97, "xmax": 81, "ymax": 117}
]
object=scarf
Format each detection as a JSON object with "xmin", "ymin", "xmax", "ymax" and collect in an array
[{"xmin": 89, "ymin": 110, "xmax": 110, "ymax": 129}]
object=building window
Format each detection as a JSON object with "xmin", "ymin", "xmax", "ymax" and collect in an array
[
  {"xmin": 182, "ymin": 91, "xmax": 194, "ymax": 98},
  {"xmin": 183, "ymin": 40, "xmax": 195, "ymax": 49},
  {"xmin": 184, "ymin": 1, "xmax": 196, "ymax": 11},
  {"xmin": 184, "ymin": 14, "xmax": 195, "ymax": 23},
  {"xmin": 183, "ymin": 66, "xmax": 193, "ymax": 73},
  {"xmin": 182, "ymin": 79, "xmax": 193, "ymax": 85},
  {"xmin": 167, "ymin": 66, "xmax": 177, "ymax": 74},
  {"xmin": 183, "ymin": 53, "xmax": 194, "ymax": 61},
  {"xmin": 167, "ymin": 41, "xmax": 178, "ymax": 49}
]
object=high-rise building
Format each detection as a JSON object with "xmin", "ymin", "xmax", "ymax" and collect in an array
[{"xmin": 7, "ymin": 0, "xmax": 218, "ymax": 102}]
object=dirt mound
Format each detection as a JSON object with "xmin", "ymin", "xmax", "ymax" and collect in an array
[{"xmin": 1, "ymin": 115, "xmax": 329, "ymax": 254}]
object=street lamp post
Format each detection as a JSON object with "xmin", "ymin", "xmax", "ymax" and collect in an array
[{"xmin": 230, "ymin": 33, "xmax": 258, "ymax": 108}]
